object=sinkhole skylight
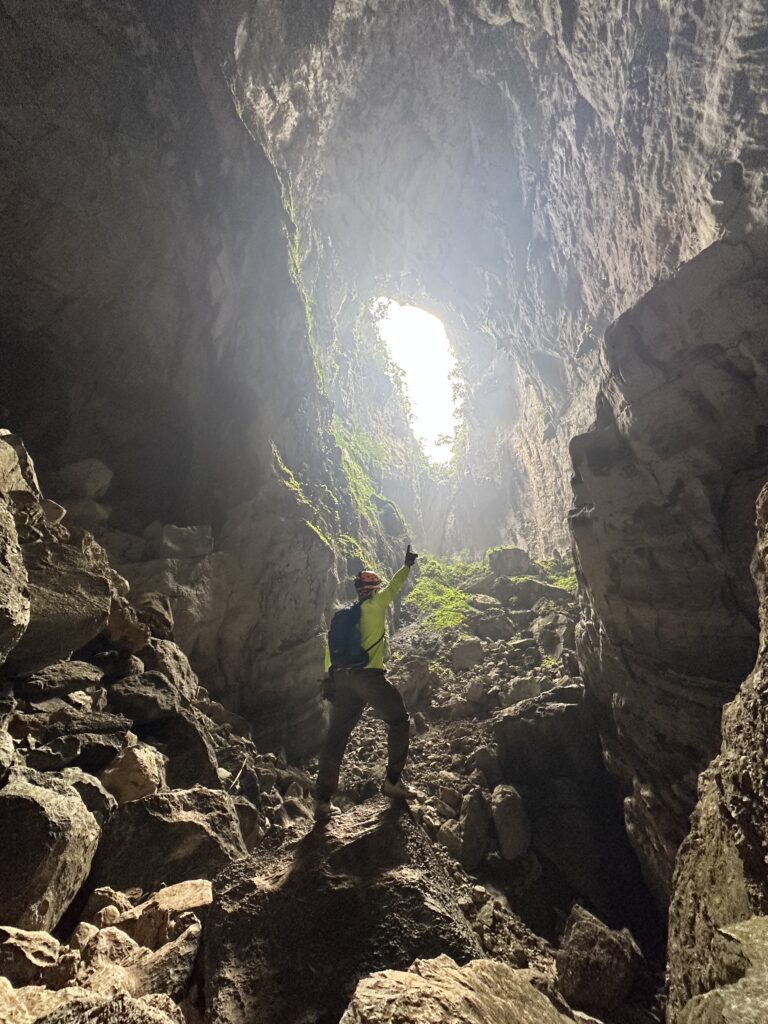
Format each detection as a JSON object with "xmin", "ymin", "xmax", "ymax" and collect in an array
[{"xmin": 375, "ymin": 298, "xmax": 461, "ymax": 465}]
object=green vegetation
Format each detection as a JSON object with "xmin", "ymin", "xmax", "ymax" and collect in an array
[
  {"xmin": 271, "ymin": 443, "xmax": 311, "ymax": 508},
  {"xmin": 304, "ymin": 520, "xmax": 332, "ymax": 549},
  {"xmin": 330, "ymin": 415, "xmax": 388, "ymax": 526},
  {"xmin": 534, "ymin": 559, "xmax": 578, "ymax": 594},
  {"xmin": 404, "ymin": 554, "xmax": 483, "ymax": 631}
]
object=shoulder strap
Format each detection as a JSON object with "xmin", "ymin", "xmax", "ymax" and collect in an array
[{"xmin": 363, "ymin": 631, "xmax": 385, "ymax": 654}]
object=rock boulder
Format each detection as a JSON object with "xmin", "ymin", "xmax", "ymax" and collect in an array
[
  {"xmin": 667, "ymin": 483, "xmax": 768, "ymax": 1017},
  {"xmin": 0, "ymin": 494, "xmax": 29, "ymax": 667},
  {"xmin": 0, "ymin": 768, "xmax": 100, "ymax": 931},
  {"xmin": 556, "ymin": 904, "xmax": 642, "ymax": 1012},
  {"xmin": 90, "ymin": 786, "xmax": 246, "ymax": 892},
  {"xmin": 339, "ymin": 954, "xmax": 571, "ymax": 1024},
  {"xmin": 204, "ymin": 800, "xmax": 483, "ymax": 1024}
]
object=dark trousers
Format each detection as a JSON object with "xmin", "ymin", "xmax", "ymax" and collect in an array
[{"xmin": 316, "ymin": 668, "xmax": 409, "ymax": 802}]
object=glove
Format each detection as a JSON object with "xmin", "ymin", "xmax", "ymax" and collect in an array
[
  {"xmin": 404, "ymin": 544, "xmax": 418, "ymax": 567},
  {"xmin": 321, "ymin": 673, "xmax": 335, "ymax": 702}
]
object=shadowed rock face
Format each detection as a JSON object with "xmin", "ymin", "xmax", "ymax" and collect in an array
[
  {"xmin": 666, "ymin": 483, "xmax": 768, "ymax": 1020},
  {"xmin": 570, "ymin": 237, "xmax": 768, "ymax": 908},
  {"xmin": 204, "ymin": 800, "xmax": 485, "ymax": 1024}
]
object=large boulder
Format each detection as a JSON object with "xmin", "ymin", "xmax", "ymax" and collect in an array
[
  {"xmin": 459, "ymin": 789, "xmax": 490, "ymax": 871},
  {"xmin": 4, "ymin": 532, "xmax": 113, "ymax": 676},
  {"xmin": 491, "ymin": 784, "xmax": 531, "ymax": 861},
  {"xmin": 555, "ymin": 904, "xmax": 642, "ymax": 1013},
  {"xmin": 450, "ymin": 638, "xmax": 485, "ymax": 672},
  {"xmin": 204, "ymin": 800, "xmax": 483, "ymax": 1024},
  {"xmin": 0, "ymin": 927, "xmax": 63, "ymax": 987},
  {"xmin": 75, "ymin": 921, "xmax": 201, "ymax": 1001},
  {"xmin": 14, "ymin": 661, "xmax": 104, "ymax": 701},
  {"xmin": 0, "ymin": 494, "xmax": 29, "ymax": 667},
  {"xmin": 99, "ymin": 743, "xmax": 167, "ymax": 804},
  {"xmin": 140, "ymin": 640, "xmax": 198, "ymax": 700},
  {"xmin": 115, "ymin": 879, "xmax": 212, "ymax": 948},
  {"xmin": 491, "ymin": 576, "xmax": 572, "ymax": 610},
  {"xmin": 676, "ymin": 917, "xmax": 768, "ymax": 1024},
  {"xmin": 55, "ymin": 458, "xmax": 113, "ymax": 500},
  {"xmin": 487, "ymin": 547, "xmax": 537, "ymax": 577},
  {"xmin": 468, "ymin": 606, "xmax": 518, "ymax": 642},
  {"xmin": 106, "ymin": 673, "xmax": 220, "ymax": 789},
  {"xmin": 339, "ymin": 954, "xmax": 571, "ymax": 1024},
  {"xmin": 90, "ymin": 786, "xmax": 246, "ymax": 892},
  {"xmin": 0, "ymin": 768, "xmax": 100, "ymax": 930},
  {"xmin": 0, "ymin": 431, "xmax": 41, "ymax": 496},
  {"xmin": 5, "ymin": 989, "xmax": 185, "ymax": 1024},
  {"xmin": 494, "ymin": 685, "xmax": 602, "ymax": 784}
]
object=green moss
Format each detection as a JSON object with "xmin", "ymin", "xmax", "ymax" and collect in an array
[
  {"xmin": 549, "ymin": 569, "xmax": 577, "ymax": 593},
  {"xmin": 271, "ymin": 443, "xmax": 310, "ymax": 507},
  {"xmin": 305, "ymin": 520, "xmax": 332, "ymax": 549},
  {"xmin": 405, "ymin": 580, "xmax": 471, "ymax": 631},
  {"xmin": 533, "ymin": 558, "xmax": 578, "ymax": 594},
  {"xmin": 330, "ymin": 415, "xmax": 390, "ymax": 526},
  {"xmin": 278, "ymin": 178, "xmax": 325, "ymax": 393},
  {"xmin": 403, "ymin": 554, "xmax": 483, "ymax": 631},
  {"xmin": 338, "ymin": 533, "xmax": 366, "ymax": 563}
]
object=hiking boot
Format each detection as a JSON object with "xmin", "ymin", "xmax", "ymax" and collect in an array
[
  {"xmin": 314, "ymin": 799, "xmax": 338, "ymax": 823},
  {"xmin": 382, "ymin": 778, "xmax": 418, "ymax": 801}
]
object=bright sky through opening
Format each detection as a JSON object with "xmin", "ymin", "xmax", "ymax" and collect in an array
[{"xmin": 376, "ymin": 299, "xmax": 460, "ymax": 464}]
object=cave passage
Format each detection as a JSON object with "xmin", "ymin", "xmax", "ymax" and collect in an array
[{"xmin": 374, "ymin": 299, "xmax": 462, "ymax": 465}]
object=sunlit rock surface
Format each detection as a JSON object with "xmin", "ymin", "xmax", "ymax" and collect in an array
[
  {"xmin": 230, "ymin": 0, "xmax": 767, "ymax": 555},
  {"xmin": 339, "ymin": 954, "xmax": 571, "ymax": 1024}
]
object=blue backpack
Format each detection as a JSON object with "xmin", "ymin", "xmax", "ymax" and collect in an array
[{"xmin": 327, "ymin": 604, "xmax": 383, "ymax": 670}]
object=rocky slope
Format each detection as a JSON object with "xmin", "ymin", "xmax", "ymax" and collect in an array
[{"xmin": 1, "ymin": 431, "xmax": 663, "ymax": 1023}]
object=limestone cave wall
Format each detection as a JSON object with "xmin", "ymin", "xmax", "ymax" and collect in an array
[
  {"xmin": 227, "ymin": 0, "xmax": 760, "ymax": 556},
  {"xmin": 0, "ymin": 0, "xmax": 413, "ymax": 754},
  {"xmin": 3, "ymin": 0, "xmax": 768, "ymax": 943}
]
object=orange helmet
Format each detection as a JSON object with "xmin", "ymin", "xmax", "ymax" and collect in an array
[{"xmin": 354, "ymin": 570, "xmax": 382, "ymax": 597}]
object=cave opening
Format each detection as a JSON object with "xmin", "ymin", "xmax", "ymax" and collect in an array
[{"xmin": 373, "ymin": 298, "xmax": 463, "ymax": 468}]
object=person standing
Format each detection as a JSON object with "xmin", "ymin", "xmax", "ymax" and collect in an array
[{"xmin": 315, "ymin": 545, "xmax": 419, "ymax": 822}]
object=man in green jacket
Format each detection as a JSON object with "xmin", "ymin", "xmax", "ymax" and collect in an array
[{"xmin": 315, "ymin": 544, "xmax": 418, "ymax": 822}]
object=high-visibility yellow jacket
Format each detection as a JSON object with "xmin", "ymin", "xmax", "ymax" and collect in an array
[{"xmin": 324, "ymin": 564, "xmax": 410, "ymax": 672}]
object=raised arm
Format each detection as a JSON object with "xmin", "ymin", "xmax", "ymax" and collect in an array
[{"xmin": 376, "ymin": 545, "xmax": 419, "ymax": 606}]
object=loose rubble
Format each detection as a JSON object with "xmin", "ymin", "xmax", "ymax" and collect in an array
[{"xmin": 0, "ymin": 433, "xmax": 660, "ymax": 1023}]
